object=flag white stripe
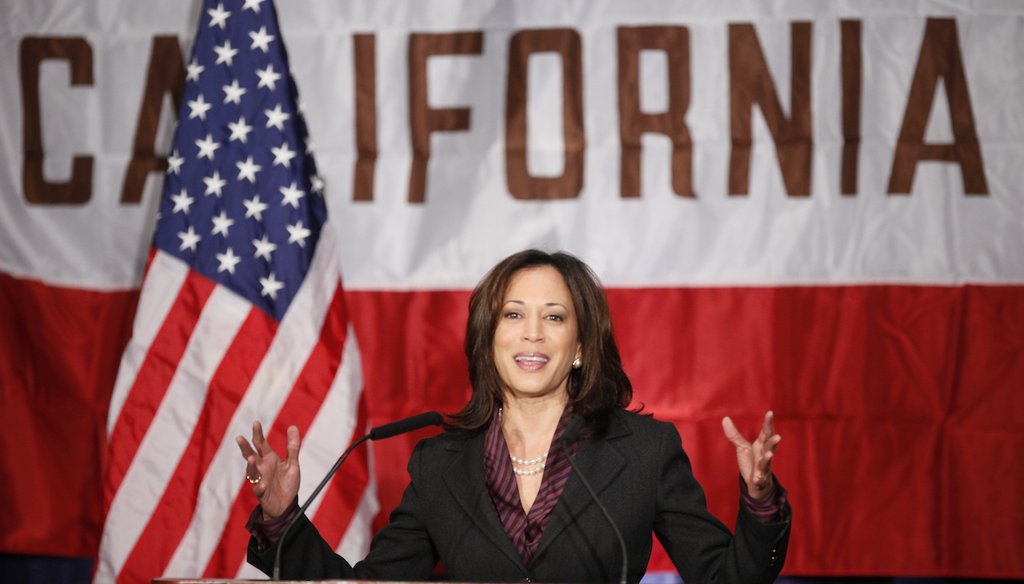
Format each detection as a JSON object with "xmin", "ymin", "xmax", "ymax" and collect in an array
[
  {"xmin": 299, "ymin": 327, "xmax": 364, "ymax": 512},
  {"xmin": 96, "ymin": 284, "xmax": 251, "ymax": 582},
  {"xmin": 107, "ymin": 251, "xmax": 190, "ymax": 433}
]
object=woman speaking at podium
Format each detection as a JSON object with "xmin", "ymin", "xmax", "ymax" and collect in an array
[{"xmin": 237, "ymin": 249, "xmax": 791, "ymax": 583}]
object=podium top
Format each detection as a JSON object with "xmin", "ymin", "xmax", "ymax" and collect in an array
[{"xmin": 154, "ymin": 573, "xmax": 516, "ymax": 577}]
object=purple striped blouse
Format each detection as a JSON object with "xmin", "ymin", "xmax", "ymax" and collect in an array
[{"xmin": 483, "ymin": 405, "xmax": 577, "ymax": 566}]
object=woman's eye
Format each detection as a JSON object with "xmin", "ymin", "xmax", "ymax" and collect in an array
[
  {"xmin": 503, "ymin": 311, "xmax": 521, "ymax": 319},
  {"xmin": 546, "ymin": 314, "xmax": 565, "ymax": 322}
]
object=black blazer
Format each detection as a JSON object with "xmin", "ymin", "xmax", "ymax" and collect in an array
[{"xmin": 249, "ymin": 409, "xmax": 790, "ymax": 583}]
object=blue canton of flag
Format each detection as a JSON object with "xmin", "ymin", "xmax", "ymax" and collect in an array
[{"xmin": 155, "ymin": 0, "xmax": 326, "ymax": 321}]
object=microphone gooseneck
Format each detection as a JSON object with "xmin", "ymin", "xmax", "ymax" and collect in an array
[
  {"xmin": 271, "ymin": 411, "xmax": 443, "ymax": 580},
  {"xmin": 560, "ymin": 416, "xmax": 629, "ymax": 584}
]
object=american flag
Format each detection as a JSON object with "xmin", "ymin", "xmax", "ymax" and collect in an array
[{"xmin": 95, "ymin": 0, "xmax": 375, "ymax": 581}]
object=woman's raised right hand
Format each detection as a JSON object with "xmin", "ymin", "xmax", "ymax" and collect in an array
[{"xmin": 235, "ymin": 421, "xmax": 302, "ymax": 520}]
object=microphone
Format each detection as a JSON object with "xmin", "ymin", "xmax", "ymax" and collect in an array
[
  {"xmin": 369, "ymin": 411, "xmax": 445, "ymax": 440},
  {"xmin": 271, "ymin": 411, "xmax": 444, "ymax": 580},
  {"xmin": 560, "ymin": 416, "xmax": 628, "ymax": 584}
]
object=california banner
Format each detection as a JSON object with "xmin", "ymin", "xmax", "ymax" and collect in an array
[{"xmin": 1, "ymin": 0, "xmax": 1022, "ymax": 580}]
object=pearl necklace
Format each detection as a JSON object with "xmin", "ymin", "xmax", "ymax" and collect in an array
[
  {"xmin": 499, "ymin": 407, "xmax": 550, "ymax": 477},
  {"xmin": 512, "ymin": 463, "xmax": 546, "ymax": 476},
  {"xmin": 509, "ymin": 452, "xmax": 548, "ymax": 466}
]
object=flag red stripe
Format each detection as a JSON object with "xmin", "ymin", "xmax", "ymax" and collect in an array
[
  {"xmin": 116, "ymin": 306, "xmax": 277, "ymax": 583},
  {"xmin": 103, "ymin": 270, "xmax": 217, "ymax": 509},
  {"xmin": 201, "ymin": 284, "xmax": 353, "ymax": 577}
]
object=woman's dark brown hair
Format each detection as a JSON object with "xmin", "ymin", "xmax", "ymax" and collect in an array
[{"xmin": 449, "ymin": 249, "xmax": 632, "ymax": 437}]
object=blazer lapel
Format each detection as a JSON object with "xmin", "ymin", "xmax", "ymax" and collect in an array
[
  {"xmin": 441, "ymin": 433, "xmax": 529, "ymax": 574},
  {"xmin": 532, "ymin": 416, "xmax": 630, "ymax": 559}
]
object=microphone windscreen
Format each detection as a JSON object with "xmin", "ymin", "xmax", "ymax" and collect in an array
[{"xmin": 369, "ymin": 411, "xmax": 443, "ymax": 440}]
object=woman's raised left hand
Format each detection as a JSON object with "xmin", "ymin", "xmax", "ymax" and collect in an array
[{"xmin": 721, "ymin": 411, "xmax": 781, "ymax": 500}]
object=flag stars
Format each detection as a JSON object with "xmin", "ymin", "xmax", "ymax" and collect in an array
[
  {"xmin": 243, "ymin": 0, "xmax": 266, "ymax": 13},
  {"xmin": 256, "ymin": 64, "xmax": 282, "ymax": 90},
  {"xmin": 214, "ymin": 40, "xmax": 239, "ymax": 66},
  {"xmin": 171, "ymin": 188, "xmax": 195, "ymax": 214},
  {"xmin": 287, "ymin": 221, "xmax": 312, "ymax": 247},
  {"xmin": 222, "ymin": 79, "xmax": 247, "ymax": 105},
  {"xmin": 271, "ymin": 143, "xmax": 296, "ymax": 168},
  {"xmin": 252, "ymin": 234, "xmax": 277, "ymax": 261},
  {"xmin": 203, "ymin": 170, "xmax": 227, "ymax": 197},
  {"xmin": 211, "ymin": 211, "xmax": 235, "ymax": 236},
  {"xmin": 187, "ymin": 94, "xmax": 212, "ymax": 121},
  {"xmin": 207, "ymin": 3, "xmax": 231, "ymax": 29},
  {"xmin": 167, "ymin": 150, "xmax": 184, "ymax": 175},
  {"xmin": 260, "ymin": 272, "xmax": 285, "ymax": 300},
  {"xmin": 249, "ymin": 26, "xmax": 275, "ymax": 53},
  {"xmin": 186, "ymin": 59, "xmax": 204, "ymax": 82},
  {"xmin": 228, "ymin": 115, "xmax": 253, "ymax": 143},
  {"xmin": 152, "ymin": 2, "xmax": 323, "ymax": 310},
  {"xmin": 310, "ymin": 175, "xmax": 325, "ymax": 195},
  {"xmin": 195, "ymin": 133, "xmax": 221, "ymax": 160},
  {"xmin": 279, "ymin": 181, "xmax": 305, "ymax": 208},
  {"xmin": 216, "ymin": 247, "xmax": 241, "ymax": 274},
  {"xmin": 264, "ymin": 104, "xmax": 290, "ymax": 131},
  {"xmin": 236, "ymin": 155, "xmax": 262, "ymax": 183},
  {"xmin": 178, "ymin": 225, "xmax": 201, "ymax": 252},
  {"xmin": 243, "ymin": 194, "xmax": 269, "ymax": 220}
]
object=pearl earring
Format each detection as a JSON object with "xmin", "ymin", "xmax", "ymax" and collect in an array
[{"xmin": 572, "ymin": 357, "xmax": 582, "ymax": 369}]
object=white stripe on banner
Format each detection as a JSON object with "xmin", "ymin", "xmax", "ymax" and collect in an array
[
  {"xmin": 107, "ymin": 251, "xmax": 189, "ymax": 433},
  {"xmin": 96, "ymin": 283, "xmax": 251, "ymax": 582},
  {"xmin": 7, "ymin": 3, "xmax": 1024, "ymax": 291}
]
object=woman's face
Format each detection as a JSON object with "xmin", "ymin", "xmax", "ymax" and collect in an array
[{"xmin": 493, "ymin": 265, "xmax": 582, "ymax": 402}]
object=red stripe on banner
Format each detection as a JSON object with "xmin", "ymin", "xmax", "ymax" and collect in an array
[
  {"xmin": 5, "ymin": 281, "xmax": 1024, "ymax": 578},
  {"xmin": 201, "ymin": 284, "xmax": 351, "ymax": 577},
  {"xmin": 0, "ymin": 272, "xmax": 137, "ymax": 557},
  {"xmin": 311, "ymin": 395, "xmax": 371, "ymax": 548},
  {"xmin": 116, "ymin": 307, "xmax": 276, "ymax": 584},
  {"xmin": 103, "ymin": 270, "xmax": 217, "ymax": 510},
  {"xmin": 344, "ymin": 289, "xmax": 472, "ymax": 530},
  {"xmin": 346, "ymin": 285, "xmax": 1024, "ymax": 579},
  {"xmin": 943, "ymin": 285, "xmax": 1024, "ymax": 576}
]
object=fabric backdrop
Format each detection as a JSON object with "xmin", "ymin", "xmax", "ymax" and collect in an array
[{"xmin": 1, "ymin": 0, "xmax": 1023, "ymax": 580}]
